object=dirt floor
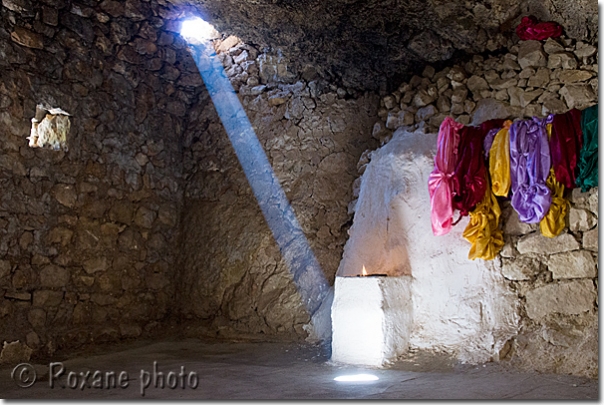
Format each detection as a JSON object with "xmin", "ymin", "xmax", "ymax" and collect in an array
[{"xmin": 0, "ymin": 338, "xmax": 598, "ymax": 399}]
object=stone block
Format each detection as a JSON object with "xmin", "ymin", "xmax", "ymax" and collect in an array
[
  {"xmin": 569, "ymin": 208, "xmax": 596, "ymax": 232},
  {"xmin": 517, "ymin": 40, "xmax": 547, "ymax": 69},
  {"xmin": 52, "ymin": 184, "xmax": 77, "ymax": 208},
  {"xmin": 331, "ymin": 276, "xmax": 412, "ymax": 367},
  {"xmin": 560, "ymin": 84, "xmax": 597, "ymax": 110},
  {"xmin": 0, "ymin": 341, "xmax": 33, "ymax": 365},
  {"xmin": 27, "ymin": 308, "xmax": 46, "ymax": 329},
  {"xmin": 517, "ymin": 233, "xmax": 580, "ymax": 255},
  {"xmin": 547, "ymin": 52, "xmax": 578, "ymax": 70},
  {"xmin": 466, "ymin": 75, "xmax": 488, "ymax": 93},
  {"xmin": 587, "ymin": 190, "xmax": 598, "ymax": 216},
  {"xmin": 501, "ymin": 257, "xmax": 541, "ymax": 280},
  {"xmin": 508, "ymin": 87, "xmax": 543, "ymax": 108},
  {"xmin": 527, "ymin": 67, "xmax": 550, "ymax": 88},
  {"xmin": 10, "ymin": 27, "xmax": 43, "ymax": 49},
  {"xmin": 83, "ymin": 257, "xmax": 109, "ymax": 274},
  {"xmin": 582, "ymin": 226, "xmax": 598, "ymax": 251},
  {"xmin": 543, "ymin": 38, "xmax": 565, "ymax": 54},
  {"xmin": 489, "ymin": 77, "xmax": 518, "ymax": 90},
  {"xmin": 574, "ymin": 44, "xmax": 597, "ymax": 58},
  {"xmin": 4, "ymin": 291, "xmax": 31, "ymax": 301},
  {"xmin": 547, "ymin": 251, "xmax": 596, "ymax": 279},
  {"xmin": 0, "ymin": 260, "xmax": 10, "ymax": 279},
  {"xmin": 415, "ymin": 105, "xmax": 437, "ymax": 122},
  {"xmin": 33, "ymin": 290, "xmax": 64, "ymax": 307},
  {"xmin": 525, "ymin": 280, "xmax": 596, "ymax": 319},
  {"xmin": 503, "ymin": 208, "xmax": 535, "ymax": 235},
  {"xmin": 134, "ymin": 206, "xmax": 156, "ymax": 229},
  {"xmin": 558, "ymin": 70, "xmax": 593, "ymax": 84},
  {"xmin": 413, "ymin": 89, "xmax": 436, "ymax": 108},
  {"xmin": 542, "ymin": 99, "xmax": 568, "ymax": 115},
  {"xmin": 570, "ymin": 187, "xmax": 590, "ymax": 207},
  {"xmin": 40, "ymin": 265, "xmax": 71, "ymax": 288}
]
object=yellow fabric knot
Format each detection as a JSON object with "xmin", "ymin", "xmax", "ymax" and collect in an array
[
  {"xmin": 489, "ymin": 120, "xmax": 513, "ymax": 197},
  {"xmin": 540, "ymin": 169, "xmax": 569, "ymax": 238},
  {"xmin": 539, "ymin": 124, "xmax": 569, "ymax": 238},
  {"xmin": 463, "ymin": 177, "xmax": 504, "ymax": 260}
]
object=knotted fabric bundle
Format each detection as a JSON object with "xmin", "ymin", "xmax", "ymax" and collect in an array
[
  {"xmin": 509, "ymin": 117, "xmax": 552, "ymax": 224},
  {"xmin": 540, "ymin": 124, "xmax": 569, "ymax": 238},
  {"xmin": 462, "ymin": 177, "xmax": 504, "ymax": 261},
  {"xmin": 429, "ymin": 117, "xmax": 464, "ymax": 235},
  {"xmin": 516, "ymin": 15, "xmax": 563, "ymax": 41},
  {"xmin": 549, "ymin": 109, "xmax": 583, "ymax": 190},
  {"xmin": 540, "ymin": 168, "xmax": 569, "ymax": 238},
  {"xmin": 452, "ymin": 119, "xmax": 505, "ymax": 217},
  {"xmin": 488, "ymin": 120, "xmax": 513, "ymax": 197},
  {"xmin": 576, "ymin": 104, "xmax": 599, "ymax": 192}
]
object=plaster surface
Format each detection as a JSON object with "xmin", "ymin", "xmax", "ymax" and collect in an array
[
  {"xmin": 339, "ymin": 127, "xmax": 520, "ymax": 363},
  {"xmin": 331, "ymin": 276, "xmax": 413, "ymax": 367}
]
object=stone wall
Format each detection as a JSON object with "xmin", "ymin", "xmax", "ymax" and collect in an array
[
  {"xmin": 367, "ymin": 33, "xmax": 598, "ymax": 377},
  {"xmin": 0, "ymin": 0, "xmax": 205, "ymax": 359},
  {"xmin": 501, "ymin": 189, "xmax": 598, "ymax": 378},
  {"xmin": 178, "ymin": 35, "xmax": 379, "ymax": 339},
  {"xmin": 372, "ymin": 35, "xmax": 597, "ymax": 142}
]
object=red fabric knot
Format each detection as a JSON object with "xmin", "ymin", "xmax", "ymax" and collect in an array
[{"xmin": 516, "ymin": 15, "xmax": 563, "ymax": 41}]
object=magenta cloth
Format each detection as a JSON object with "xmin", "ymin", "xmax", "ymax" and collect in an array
[
  {"xmin": 429, "ymin": 117, "xmax": 464, "ymax": 236},
  {"xmin": 516, "ymin": 16, "xmax": 563, "ymax": 41},
  {"xmin": 550, "ymin": 108, "xmax": 583, "ymax": 190},
  {"xmin": 452, "ymin": 119, "xmax": 505, "ymax": 217},
  {"xmin": 483, "ymin": 127, "xmax": 501, "ymax": 159},
  {"xmin": 509, "ymin": 117, "xmax": 553, "ymax": 224}
]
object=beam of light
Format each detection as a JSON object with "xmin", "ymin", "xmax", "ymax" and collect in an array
[
  {"xmin": 334, "ymin": 374, "xmax": 379, "ymax": 382},
  {"xmin": 181, "ymin": 19, "xmax": 330, "ymax": 317}
]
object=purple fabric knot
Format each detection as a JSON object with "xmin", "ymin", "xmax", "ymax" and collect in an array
[{"xmin": 509, "ymin": 117, "xmax": 552, "ymax": 224}]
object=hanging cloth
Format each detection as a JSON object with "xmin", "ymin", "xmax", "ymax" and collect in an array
[
  {"xmin": 509, "ymin": 116, "xmax": 552, "ymax": 224},
  {"xmin": 452, "ymin": 119, "xmax": 505, "ymax": 217},
  {"xmin": 483, "ymin": 127, "xmax": 499, "ymax": 159},
  {"xmin": 549, "ymin": 108, "xmax": 583, "ymax": 190},
  {"xmin": 576, "ymin": 104, "xmax": 599, "ymax": 192},
  {"xmin": 462, "ymin": 176, "xmax": 504, "ymax": 261},
  {"xmin": 540, "ymin": 124, "xmax": 569, "ymax": 238},
  {"xmin": 516, "ymin": 15, "xmax": 563, "ymax": 41},
  {"xmin": 429, "ymin": 117, "xmax": 464, "ymax": 235},
  {"xmin": 489, "ymin": 120, "xmax": 513, "ymax": 197},
  {"xmin": 540, "ymin": 169, "xmax": 569, "ymax": 237}
]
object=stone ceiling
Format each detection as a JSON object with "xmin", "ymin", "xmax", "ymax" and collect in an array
[{"xmin": 167, "ymin": 0, "xmax": 597, "ymax": 91}]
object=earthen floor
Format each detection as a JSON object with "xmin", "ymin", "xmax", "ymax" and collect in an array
[{"xmin": 0, "ymin": 338, "xmax": 598, "ymax": 400}]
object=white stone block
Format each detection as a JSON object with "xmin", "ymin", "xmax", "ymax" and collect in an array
[{"xmin": 331, "ymin": 275, "xmax": 412, "ymax": 367}]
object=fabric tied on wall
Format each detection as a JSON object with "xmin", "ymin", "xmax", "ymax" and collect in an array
[
  {"xmin": 515, "ymin": 15, "xmax": 563, "ymax": 41},
  {"xmin": 429, "ymin": 117, "xmax": 464, "ymax": 235},
  {"xmin": 540, "ymin": 123, "xmax": 569, "ymax": 238},
  {"xmin": 488, "ymin": 120, "xmax": 513, "ymax": 197},
  {"xmin": 452, "ymin": 119, "xmax": 505, "ymax": 217},
  {"xmin": 509, "ymin": 116, "xmax": 552, "ymax": 224},
  {"xmin": 576, "ymin": 104, "xmax": 599, "ymax": 192},
  {"xmin": 540, "ymin": 168, "xmax": 569, "ymax": 238},
  {"xmin": 550, "ymin": 108, "xmax": 583, "ymax": 190},
  {"xmin": 462, "ymin": 177, "xmax": 504, "ymax": 261}
]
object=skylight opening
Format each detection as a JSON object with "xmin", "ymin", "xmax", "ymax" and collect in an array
[{"xmin": 180, "ymin": 17, "xmax": 219, "ymax": 44}]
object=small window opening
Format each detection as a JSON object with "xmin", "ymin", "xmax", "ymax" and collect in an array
[{"xmin": 28, "ymin": 104, "xmax": 71, "ymax": 151}]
